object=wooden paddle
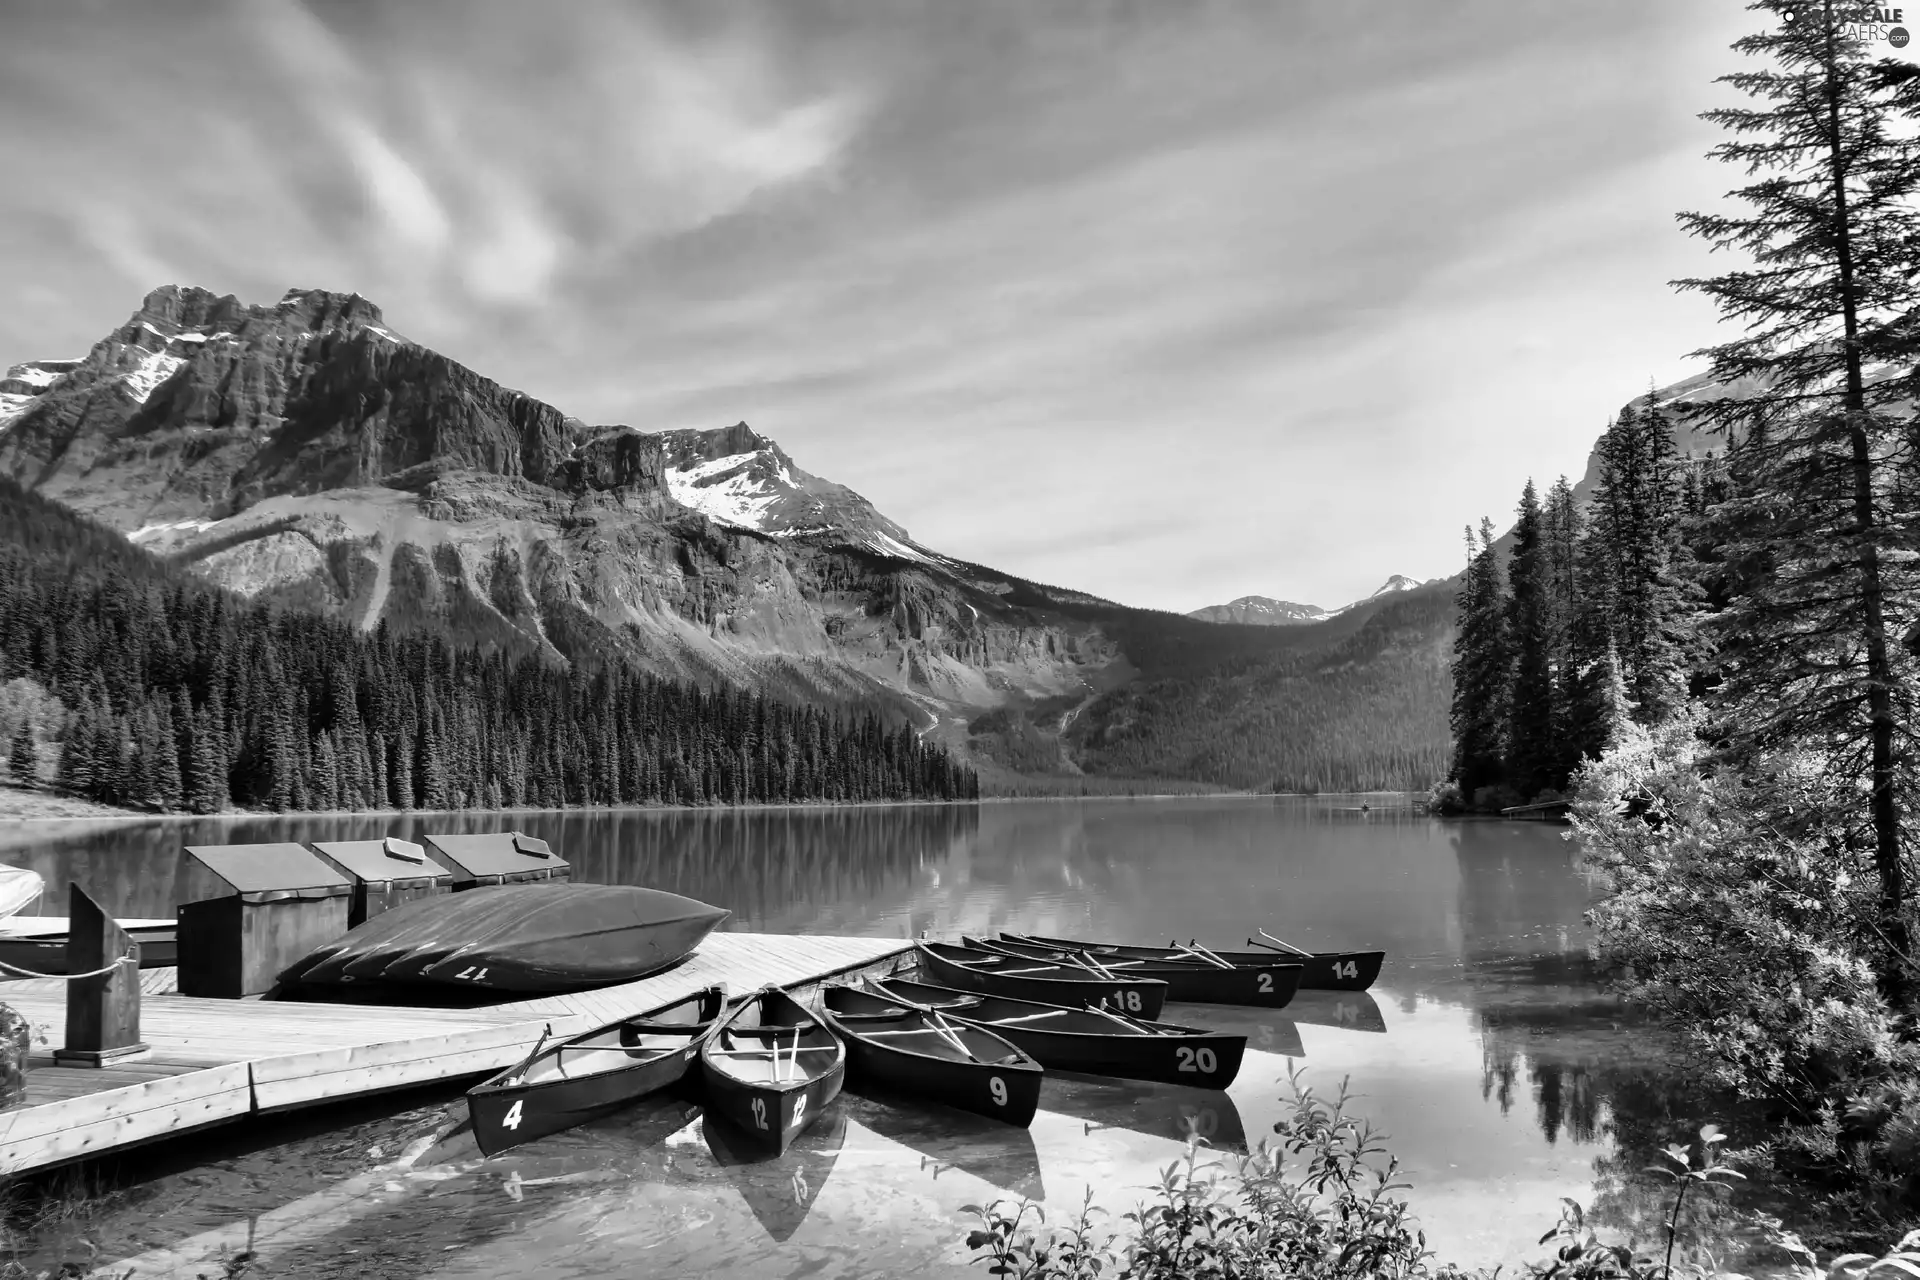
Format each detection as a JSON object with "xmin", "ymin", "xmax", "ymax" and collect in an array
[
  {"xmin": 1178, "ymin": 940, "xmax": 1236, "ymax": 970},
  {"xmin": 1253, "ymin": 929, "xmax": 1315, "ymax": 958},
  {"xmin": 927, "ymin": 1011, "xmax": 976, "ymax": 1061},
  {"xmin": 1083, "ymin": 1000, "xmax": 1167, "ymax": 1036}
]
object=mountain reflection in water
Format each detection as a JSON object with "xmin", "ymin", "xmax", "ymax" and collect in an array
[{"xmin": 10, "ymin": 798, "xmax": 1778, "ymax": 1278}]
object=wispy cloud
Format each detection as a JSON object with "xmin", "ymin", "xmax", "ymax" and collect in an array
[{"xmin": 0, "ymin": 0, "xmax": 1754, "ymax": 611}]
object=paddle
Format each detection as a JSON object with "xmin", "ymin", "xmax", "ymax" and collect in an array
[
  {"xmin": 1174, "ymin": 942, "xmax": 1234, "ymax": 970},
  {"xmin": 1082, "ymin": 1000, "xmax": 1168, "ymax": 1036},
  {"xmin": 1252, "ymin": 929, "xmax": 1315, "ymax": 958},
  {"xmin": 926, "ymin": 1011, "xmax": 977, "ymax": 1062}
]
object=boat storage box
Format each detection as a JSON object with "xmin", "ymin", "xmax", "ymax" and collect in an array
[
  {"xmin": 309, "ymin": 837, "xmax": 454, "ymax": 928},
  {"xmin": 423, "ymin": 832, "xmax": 571, "ymax": 891},
  {"xmin": 177, "ymin": 843, "xmax": 353, "ymax": 998}
]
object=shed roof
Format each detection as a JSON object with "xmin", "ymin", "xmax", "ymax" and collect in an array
[
  {"xmin": 182, "ymin": 843, "xmax": 353, "ymax": 895},
  {"xmin": 423, "ymin": 832, "xmax": 567, "ymax": 880},
  {"xmin": 309, "ymin": 838, "xmax": 452, "ymax": 883}
]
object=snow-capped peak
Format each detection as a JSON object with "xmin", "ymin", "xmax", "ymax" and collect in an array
[
  {"xmin": 1367, "ymin": 574, "xmax": 1420, "ymax": 599},
  {"xmin": 0, "ymin": 358, "xmax": 82, "ymax": 430},
  {"xmin": 650, "ymin": 422, "xmax": 919, "ymax": 548}
]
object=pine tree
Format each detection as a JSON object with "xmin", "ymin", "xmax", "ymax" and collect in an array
[
  {"xmin": 1505, "ymin": 481, "xmax": 1557, "ymax": 799},
  {"xmin": 1672, "ymin": 0, "xmax": 1920, "ymax": 999},
  {"xmin": 8, "ymin": 721, "xmax": 36, "ymax": 786},
  {"xmin": 1449, "ymin": 518, "xmax": 1512, "ymax": 802}
]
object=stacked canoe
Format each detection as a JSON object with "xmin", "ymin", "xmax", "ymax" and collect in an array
[{"xmin": 282, "ymin": 883, "xmax": 731, "ymax": 995}]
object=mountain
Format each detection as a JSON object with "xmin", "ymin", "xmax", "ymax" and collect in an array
[
  {"xmin": 0, "ymin": 284, "xmax": 1453, "ymax": 791},
  {"xmin": 1186, "ymin": 596, "xmax": 1334, "ymax": 627},
  {"xmin": 1187, "ymin": 575, "xmax": 1433, "ymax": 628}
]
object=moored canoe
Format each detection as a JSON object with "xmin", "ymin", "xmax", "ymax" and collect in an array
[
  {"xmin": 819, "ymin": 983, "xmax": 1042, "ymax": 1127},
  {"xmin": 966, "ymin": 934, "xmax": 1302, "ymax": 1007},
  {"xmin": 466, "ymin": 984, "xmax": 728, "ymax": 1156},
  {"xmin": 700, "ymin": 987, "xmax": 846, "ymax": 1158},
  {"xmin": 914, "ymin": 941, "xmax": 1169, "ymax": 1020},
  {"xmin": 867, "ymin": 975, "xmax": 1244, "ymax": 1090},
  {"xmin": 1011, "ymin": 932, "xmax": 1385, "ymax": 992}
]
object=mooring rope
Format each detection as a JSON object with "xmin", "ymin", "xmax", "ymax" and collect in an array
[{"xmin": 0, "ymin": 946, "xmax": 139, "ymax": 982}]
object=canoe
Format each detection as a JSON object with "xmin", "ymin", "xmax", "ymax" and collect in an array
[
  {"xmin": 866, "ymin": 976, "xmax": 1245, "ymax": 1089},
  {"xmin": 0, "ymin": 867, "xmax": 43, "ymax": 920},
  {"xmin": 0, "ymin": 922, "xmax": 177, "ymax": 975},
  {"xmin": 913, "ymin": 941, "xmax": 1169, "ymax": 1020},
  {"xmin": 466, "ymin": 985, "xmax": 728, "ymax": 1156},
  {"xmin": 818, "ymin": 983, "xmax": 1043, "ymax": 1127},
  {"xmin": 1011, "ymin": 932, "xmax": 1385, "ymax": 992},
  {"xmin": 290, "ymin": 889, "xmax": 521, "ymax": 985},
  {"xmin": 699, "ymin": 987, "xmax": 846, "ymax": 1157},
  {"xmin": 966, "ymin": 934, "xmax": 1303, "ymax": 1008},
  {"xmin": 287, "ymin": 883, "xmax": 730, "ymax": 994}
]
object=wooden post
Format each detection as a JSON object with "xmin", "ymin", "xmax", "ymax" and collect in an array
[{"xmin": 54, "ymin": 883, "xmax": 149, "ymax": 1067}]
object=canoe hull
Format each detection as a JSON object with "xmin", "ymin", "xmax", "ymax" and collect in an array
[
  {"xmin": 972, "ymin": 936, "xmax": 1302, "ymax": 1008},
  {"xmin": 869, "ymin": 977, "xmax": 1244, "ymax": 1090},
  {"xmin": 700, "ymin": 989, "xmax": 847, "ymax": 1159},
  {"xmin": 1017, "ymin": 934, "xmax": 1386, "ymax": 992},
  {"xmin": 290, "ymin": 884, "xmax": 730, "ymax": 994},
  {"xmin": 466, "ymin": 986, "xmax": 727, "ymax": 1157},
  {"xmin": 0, "ymin": 926, "xmax": 177, "ymax": 974},
  {"xmin": 820, "ymin": 989, "xmax": 1043, "ymax": 1128},
  {"xmin": 916, "ymin": 942, "xmax": 1168, "ymax": 1020}
]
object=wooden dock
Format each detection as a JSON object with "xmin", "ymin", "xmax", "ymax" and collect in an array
[{"xmin": 0, "ymin": 932, "xmax": 911, "ymax": 1178}]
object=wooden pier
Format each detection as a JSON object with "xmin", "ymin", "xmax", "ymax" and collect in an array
[{"xmin": 0, "ymin": 932, "xmax": 911, "ymax": 1178}]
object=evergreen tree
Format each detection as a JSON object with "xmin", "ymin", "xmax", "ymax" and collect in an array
[
  {"xmin": 1505, "ymin": 481, "xmax": 1558, "ymax": 799},
  {"xmin": 8, "ymin": 721, "xmax": 36, "ymax": 786},
  {"xmin": 1672, "ymin": 0, "xmax": 1920, "ymax": 998},
  {"xmin": 1449, "ymin": 519, "xmax": 1512, "ymax": 801}
]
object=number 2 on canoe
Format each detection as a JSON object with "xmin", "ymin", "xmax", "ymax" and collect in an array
[
  {"xmin": 501, "ymin": 1100, "xmax": 523, "ymax": 1130},
  {"xmin": 989, "ymin": 1076, "xmax": 1008, "ymax": 1107},
  {"xmin": 751, "ymin": 1097, "xmax": 770, "ymax": 1130},
  {"xmin": 1335, "ymin": 961, "xmax": 1358, "ymax": 980},
  {"xmin": 1256, "ymin": 973, "xmax": 1274, "ymax": 993},
  {"xmin": 1176, "ymin": 1046, "xmax": 1218, "ymax": 1075}
]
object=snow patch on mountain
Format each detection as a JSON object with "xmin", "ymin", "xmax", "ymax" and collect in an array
[
  {"xmin": 864, "ymin": 531, "xmax": 937, "ymax": 564},
  {"xmin": 128, "ymin": 518, "xmax": 220, "ymax": 543},
  {"xmin": 1367, "ymin": 574, "xmax": 1421, "ymax": 599},
  {"xmin": 0, "ymin": 359, "xmax": 82, "ymax": 429},
  {"xmin": 665, "ymin": 449, "xmax": 797, "ymax": 533},
  {"xmin": 122, "ymin": 351, "xmax": 185, "ymax": 404}
]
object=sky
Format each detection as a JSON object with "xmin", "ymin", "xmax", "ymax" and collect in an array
[{"xmin": 0, "ymin": 0, "xmax": 1767, "ymax": 613}]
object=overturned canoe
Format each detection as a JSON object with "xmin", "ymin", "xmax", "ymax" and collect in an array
[
  {"xmin": 967, "ymin": 935, "xmax": 1303, "ymax": 1008},
  {"xmin": 1012, "ymin": 932, "xmax": 1385, "ymax": 992},
  {"xmin": 467, "ymin": 985, "xmax": 728, "ymax": 1156},
  {"xmin": 0, "ymin": 867, "xmax": 43, "ymax": 920},
  {"xmin": 284, "ymin": 883, "xmax": 730, "ymax": 994},
  {"xmin": 914, "ymin": 941, "xmax": 1169, "ymax": 1020}
]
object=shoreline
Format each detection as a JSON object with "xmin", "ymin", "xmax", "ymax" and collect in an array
[{"xmin": 0, "ymin": 785, "xmax": 1433, "ymax": 826}]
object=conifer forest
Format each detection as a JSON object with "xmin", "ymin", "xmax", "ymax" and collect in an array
[{"xmin": 0, "ymin": 479, "xmax": 979, "ymax": 814}]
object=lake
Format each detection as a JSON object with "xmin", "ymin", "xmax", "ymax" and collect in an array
[{"xmin": 3, "ymin": 797, "xmax": 1761, "ymax": 1278}]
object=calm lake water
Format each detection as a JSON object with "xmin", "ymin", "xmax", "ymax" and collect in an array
[{"xmin": 5, "ymin": 797, "xmax": 1766, "ymax": 1279}]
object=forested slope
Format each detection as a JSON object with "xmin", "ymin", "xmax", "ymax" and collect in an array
[{"xmin": 0, "ymin": 476, "xmax": 978, "ymax": 813}]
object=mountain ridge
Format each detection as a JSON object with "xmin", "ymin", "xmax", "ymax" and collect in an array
[{"xmin": 0, "ymin": 283, "xmax": 1449, "ymax": 791}]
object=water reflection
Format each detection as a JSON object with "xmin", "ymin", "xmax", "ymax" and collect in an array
[
  {"xmin": 1044, "ymin": 1075, "xmax": 1248, "ymax": 1152},
  {"xmin": 700, "ymin": 1103, "xmax": 851, "ymax": 1243},
  {"xmin": 844, "ymin": 1093, "xmax": 1045, "ymax": 1201},
  {"xmin": 10, "ymin": 797, "xmax": 1781, "ymax": 1276}
]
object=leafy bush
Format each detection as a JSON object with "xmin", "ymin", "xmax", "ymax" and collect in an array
[{"xmin": 962, "ymin": 1070, "xmax": 1920, "ymax": 1280}]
